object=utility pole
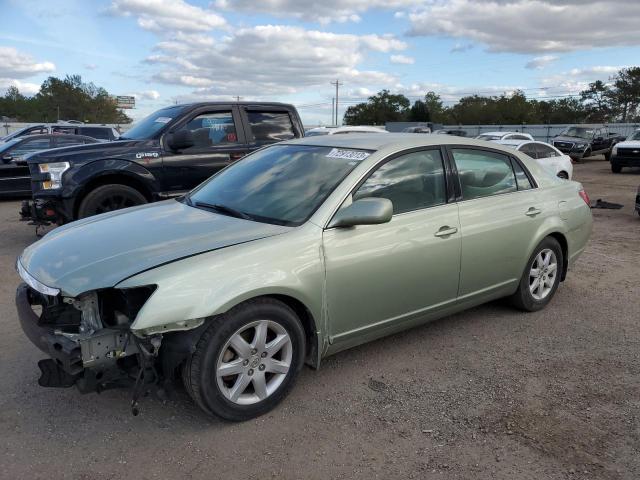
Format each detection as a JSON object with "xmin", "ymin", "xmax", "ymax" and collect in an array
[
  {"xmin": 331, "ymin": 97, "xmax": 335, "ymax": 126},
  {"xmin": 235, "ymin": 96, "xmax": 242, "ymax": 102},
  {"xmin": 330, "ymin": 80, "xmax": 343, "ymax": 125}
]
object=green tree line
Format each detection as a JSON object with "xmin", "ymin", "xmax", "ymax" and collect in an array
[
  {"xmin": 0, "ymin": 75, "xmax": 131, "ymax": 124},
  {"xmin": 344, "ymin": 67, "xmax": 640, "ymax": 126}
]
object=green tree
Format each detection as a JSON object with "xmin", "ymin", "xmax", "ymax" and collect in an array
[
  {"xmin": 423, "ymin": 91, "xmax": 445, "ymax": 123},
  {"xmin": 343, "ymin": 89, "xmax": 410, "ymax": 125},
  {"xmin": 580, "ymin": 80, "xmax": 613, "ymax": 122},
  {"xmin": 408, "ymin": 100, "xmax": 430, "ymax": 122},
  {"xmin": 609, "ymin": 67, "xmax": 640, "ymax": 121}
]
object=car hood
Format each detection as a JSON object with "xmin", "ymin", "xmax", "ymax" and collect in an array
[
  {"xmin": 25, "ymin": 139, "xmax": 152, "ymax": 164},
  {"xmin": 19, "ymin": 200, "xmax": 291, "ymax": 297},
  {"xmin": 615, "ymin": 140, "xmax": 640, "ymax": 149},
  {"xmin": 553, "ymin": 136, "xmax": 589, "ymax": 143}
]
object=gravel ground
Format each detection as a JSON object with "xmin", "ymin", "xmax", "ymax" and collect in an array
[{"xmin": 0, "ymin": 158, "xmax": 638, "ymax": 480}]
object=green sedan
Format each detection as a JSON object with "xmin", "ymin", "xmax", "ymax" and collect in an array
[{"xmin": 16, "ymin": 134, "xmax": 592, "ymax": 420}]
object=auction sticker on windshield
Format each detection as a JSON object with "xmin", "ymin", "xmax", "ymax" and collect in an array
[
  {"xmin": 326, "ymin": 148, "xmax": 370, "ymax": 161},
  {"xmin": 154, "ymin": 116, "xmax": 172, "ymax": 124}
]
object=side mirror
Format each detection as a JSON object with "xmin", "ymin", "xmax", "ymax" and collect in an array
[
  {"xmin": 1, "ymin": 154, "xmax": 13, "ymax": 164},
  {"xmin": 329, "ymin": 197, "xmax": 393, "ymax": 228},
  {"xmin": 166, "ymin": 130, "xmax": 194, "ymax": 151}
]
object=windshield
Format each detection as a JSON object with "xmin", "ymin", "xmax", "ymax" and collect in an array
[
  {"xmin": 0, "ymin": 138, "xmax": 21, "ymax": 154},
  {"xmin": 627, "ymin": 131, "xmax": 640, "ymax": 141},
  {"xmin": 187, "ymin": 144, "xmax": 370, "ymax": 226},
  {"xmin": 559, "ymin": 127, "xmax": 594, "ymax": 139},
  {"xmin": 120, "ymin": 105, "xmax": 185, "ymax": 140}
]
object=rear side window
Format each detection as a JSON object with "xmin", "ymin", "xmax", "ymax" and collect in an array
[
  {"xmin": 354, "ymin": 149, "xmax": 446, "ymax": 214},
  {"xmin": 452, "ymin": 149, "xmax": 517, "ymax": 200},
  {"xmin": 247, "ymin": 111, "xmax": 295, "ymax": 144},
  {"xmin": 518, "ymin": 144, "xmax": 538, "ymax": 159},
  {"xmin": 535, "ymin": 144, "xmax": 558, "ymax": 158},
  {"xmin": 55, "ymin": 136, "xmax": 86, "ymax": 148},
  {"xmin": 79, "ymin": 127, "xmax": 111, "ymax": 140},
  {"xmin": 508, "ymin": 134, "xmax": 530, "ymax": 140},
  {"xmin": 511, "ymin": 160, "xmax": 533, "ymax": 190},
  {"xmin": 52, "ymin": 126, "xmax": 77, "ymax": 135}
]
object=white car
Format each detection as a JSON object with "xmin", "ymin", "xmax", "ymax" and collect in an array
[
  {"xmin": 329, "ymin": 126, "xmax": 388, "ymax": 135},
  {"xmin": 610, "ymin": 128, "xmax": 640, "ymax": 173},
  {"xmin": 495, "ymin": 140, "xmax": 573, "ymax": 179},
  {"xmin": 476, "ymin": 131, "xmax": 534, "ymax": 141}
]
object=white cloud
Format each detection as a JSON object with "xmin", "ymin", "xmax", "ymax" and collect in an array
[
  {"xmin": 450, "ymin": 42, "xmax": 474, "ymax": 53},
  {"xmin": 146, "ymin": 25, "xmax": 406, "ymax": 96},
  {"xmin": 0, "ymin": 47, "xmax": 55, "ymax": 79},
  {"xmin": 0, "ymin": 78, "xmax": 41, "ymax": 95},
  {"xmin": 214, "ymin": 0, "xmax": 421, "ymax": 24},
  {"xmin": 390, "ymin": 54, "xmax": 415, "ymax": 65},
  {"xmin": 84, "ymin": 63, "xmax": 98, "ymax": 70},
  {"xmin": 109, "ymin": 0, "xmax": 226, "ymax": 32},
  {"xmin": 408, "ymin": 0, "xmax": 640, "ymax": 53},
  {"xmin": 540, "ymin": 65, "xmax": 627, "ymax": 94},
  {"xmin": 525, "ymin": 55, "xmax": 558, "ymax": 70},
  {"xmin": 136, "ymin": 89, "xmax": 161, "ymax": 100}
]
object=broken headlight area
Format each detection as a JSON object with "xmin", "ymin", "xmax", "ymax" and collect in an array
[{"xmin": 23, "ymin": 285, "xmax": 159, "ymax": 397}]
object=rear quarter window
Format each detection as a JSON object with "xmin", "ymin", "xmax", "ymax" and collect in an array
[{"xmin": 246, "ymin": 111, "xmax": 295, "ymax": 144}]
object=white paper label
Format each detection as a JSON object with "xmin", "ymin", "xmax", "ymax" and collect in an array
[
  {"xmin": 154, "ymin": 116, "xmax": 172, "ymax": 124},
  {"xmin": 326, "ymin": 148, "xmax": 370, "ymax": 161}
]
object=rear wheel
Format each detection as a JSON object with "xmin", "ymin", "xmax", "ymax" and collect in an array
[
  {"xmin": 510, "ymin": 237, "xmax": 563, "ymax": 312},
  {"xmin": 183, "ymin": 298, "xmax": 305, "ymax": 421},
  {"xmin": 557, "ymin": 171, "xmax": 569, "ymax": 179},
  {"xmin": 77, "ymin": 184, "xmax": 147, "ymax": 219}
]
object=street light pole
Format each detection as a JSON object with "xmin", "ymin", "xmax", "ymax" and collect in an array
[{"xmin": 330, "ymin": 80, "xmax": 343, "ymax": 126}]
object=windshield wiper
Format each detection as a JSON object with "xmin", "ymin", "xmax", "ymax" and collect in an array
[{"xmin": 193, "ymin": 201, "xmax": 253, "ymax": 220}]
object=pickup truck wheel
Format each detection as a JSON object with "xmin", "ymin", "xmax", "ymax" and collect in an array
[
  {"xmin": 510, "ymin": 237, "xmax": 563, "ymax": 312},
  {"xmin": 183, "ymin": 298, "xmax": 305, "ymax": 421},
  {"xmin": 77, "ymin": 184, "xmax": 147, "ymax": 219},
  {"xmin": 604, "ymin": 151, "xmax": 611, "ymax": 161},
  {"xmin": 611, "ymin": 164, "xmax": 622, "ymax": 173},
  {"xmin": 582, "ymin": 148, "xmax": 592, "ymax": 160}
]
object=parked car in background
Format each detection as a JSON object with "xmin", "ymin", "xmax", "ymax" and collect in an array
[
  {"xmin": 20, "ymin": 102, "xmax": 304, "ymax": 224},
  {"xmin": 476, "ymin": 131, "xmax": 534, "ymax": 141},
  {"xmin": 1, "ymin": 123, "xmax": 120, "ymax": 143},
  {"xmin": 434, "ymin": 129, "xmax": 467, "ymax": 137},
  {"xmin": 305, "ymin": 127, "xmax": 336, "ymax": 136},
  {"xmin": 552, "ymin": 125, "xmax": 624, "ymax": 161},
  {"xmin": 329, "ymin": 126, "xmax": 388, "ymax": 135},
  {"xmin": 495, "ymin": 140, "xmax": 573, "ymax": 179},
  {"xmin": 402, "ymin": 126, "xmax": 431, "ymax": 133},
  {"xmin": 610, "ymin": 128, "xmax": 640, "ymax": 173},
  {"xmin": 16, "ymin": 133, "xmax": 592, "ymax": 420},
  {"xmin": 0, "ymin": 134, "xmax": 99, "ymax": 197}
]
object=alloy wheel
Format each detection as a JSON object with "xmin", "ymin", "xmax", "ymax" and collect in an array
[
  {"xmin": 215, "ymin": 320, "xmax": 292, "ymax": 405},
  {"xmin": 529, "ymin": 248, "xmax": 558, "ymax": 300}
]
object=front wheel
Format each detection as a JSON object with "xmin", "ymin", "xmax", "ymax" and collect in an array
[
  {"xmin": 183, "ymin": 298, "xmax": 305, "ymax": 421},
  {"xmin": 611, "ymin": 163, "xmax": 622, "ymax": 173},
  {"xmin": 510, "ymin": 237, "xmax": 563, "ymax": 312},
  {"xmin": 77, "ymin": 184, "xmax": 147, "ymax": 219}
]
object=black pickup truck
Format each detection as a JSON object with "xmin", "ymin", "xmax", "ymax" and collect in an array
[
  {"xmin": 552, "ymin": 125, "xmax": 625, "ymax": 161},
  {"xmin": 21, "ymin": 102, "xmax": 304, "ymax": 225}
]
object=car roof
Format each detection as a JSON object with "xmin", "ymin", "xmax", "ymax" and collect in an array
[
  {"xmin": 479, "ymin": 131, "xmax": 527, "ymax": 136},
  {"xmin": 495, "ymin": 139, "xmax": 531, "ymax": 146},
  {"xmin": 174, "ymin": 101, "xmax": 296, "ymax": 109},
  {"xmin": 282, "ymin": 132, "xmax": 527, "ymax": 153},
  {"xmin": 330, "ymin": 126, "xmax": 388, "ymax": 134}
]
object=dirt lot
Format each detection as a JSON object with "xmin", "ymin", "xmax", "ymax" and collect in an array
[{"xmin": 0, "ymin": 159, "xmax": 638, "ymax": 480}]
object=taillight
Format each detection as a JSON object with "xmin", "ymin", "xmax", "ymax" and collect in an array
[{"xmin": 578, "ymin": 188, "xmax": 590, "ymax": 206}]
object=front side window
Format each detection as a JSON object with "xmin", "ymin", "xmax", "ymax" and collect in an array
[
  {"xmin": 247, "ymin": 111, "xmax": 295, "ymax": 144},
  {"xmin": 452, "ymin": 148, "xmax": 517, "ymax": 200},
  {"xmin": 354, "ymin": 150, "xmax": 446, "ymax": 215},
  {"xmin": 11, "ymin": 138, "xmax": 52, "ymax": 158},
  {"xmin": 176, "ymin": 111, "xmax": 238, "ymax": 150},
  {"xmin": 188, "ymin": 144, "xmax": 368, "ymax": 226}
]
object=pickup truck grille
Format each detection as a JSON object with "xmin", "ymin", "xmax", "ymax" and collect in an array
[
  {"xmin": 616, "ymin": 147, "xmax": 640, "ymax": 158},
  {"xmin": 553, "ymin": 141, "xmax": 574, "ymax": 152}
]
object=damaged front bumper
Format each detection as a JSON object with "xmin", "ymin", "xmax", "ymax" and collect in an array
[{"xmin": 15, "ymin": 283, "xmax": 156, "ymax": 394}]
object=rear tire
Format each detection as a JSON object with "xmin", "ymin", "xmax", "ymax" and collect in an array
[
  {"xmin": 183, "ymin": 298, "xmax": 305, "ymax": 421},
  {"xmin": 557, "ymin": 171, "xmax": 569, "ymax": 180},
  {"xmin": 77, "ymin": 184, "xmax": 147, "ymax": 219},
  {"xmin": 510, "ymin": 237, "xmax": 563, "ymax": 312}
]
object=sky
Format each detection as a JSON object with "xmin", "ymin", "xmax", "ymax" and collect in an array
[{"xmin": 1, "ymin": 0, "xmax": 639, "ymax": 125}]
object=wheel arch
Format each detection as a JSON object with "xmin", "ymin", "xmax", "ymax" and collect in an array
[
  {"xmin": 547, "ymin": 231, "xmax": 569, "ymax": 281},
  {"xmin": 71, "ymin": 160, "xmax": 157, "ymax": 218}
]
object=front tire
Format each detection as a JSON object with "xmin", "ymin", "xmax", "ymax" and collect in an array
[
  {"xmin": 611, "ymin": 163, "xmax": 622, "ymax": 173},
  {"xmin": 77, "ymin": 184, "xmax": 147, "ymax": 219},
  {"xmin": 183, "ymin": 298, "xmax": 305, "ymax": 421},
  {"xmin": 510, "ymin": 237, "xmax": 563, "ymax": 312}
]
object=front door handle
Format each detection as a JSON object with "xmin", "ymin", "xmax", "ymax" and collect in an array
[
  {"xmin": 525, "ymin": 207, "xmax": 542, "ymax": 217},
  {"xmin": 434, "ymin": 226, "xmax": 458, "ymax": 237}
]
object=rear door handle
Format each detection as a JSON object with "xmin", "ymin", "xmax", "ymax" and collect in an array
[
  {"xmin": 525, "ymin": 207, "xmax": 542, "ymax": 217},
  {"xmin": 434, "ymin": 226, "xmax": 458, "ymax": 237}
]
